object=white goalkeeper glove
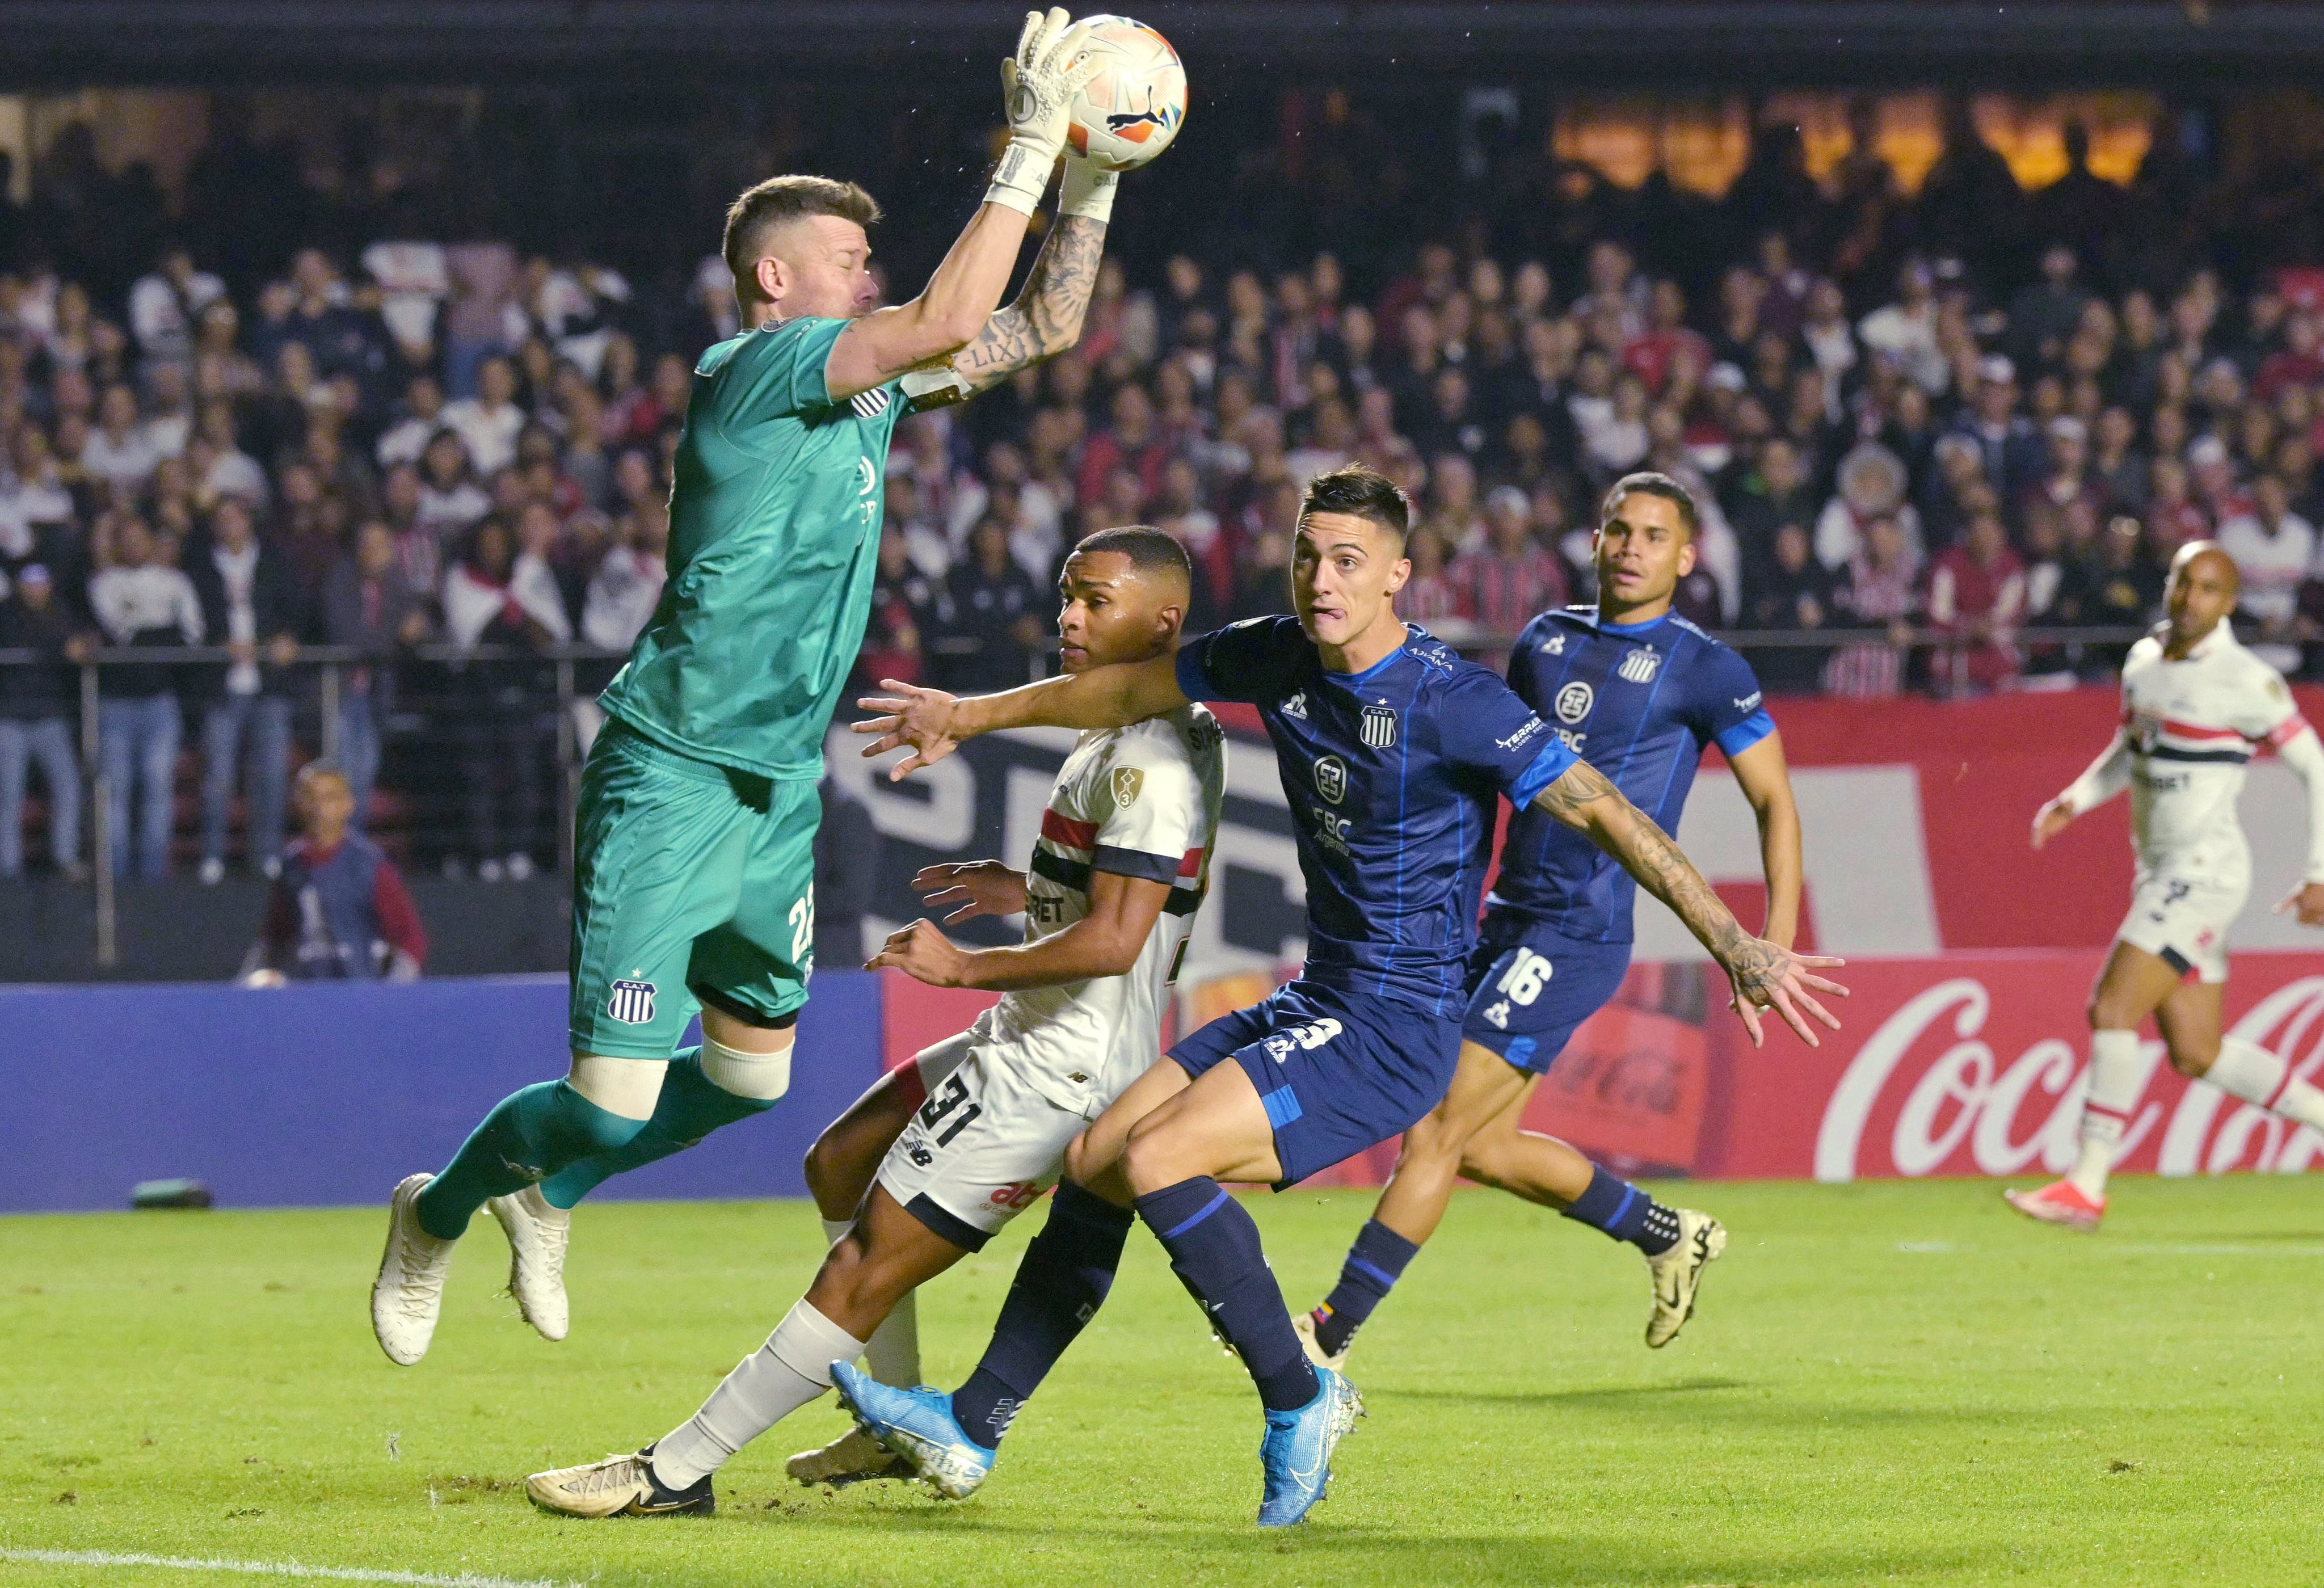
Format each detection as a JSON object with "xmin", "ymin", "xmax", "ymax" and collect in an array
[
  {"xmin": 1057, "ymin": 154, "xmax": 1118, "ymax": 226},
  {"xmin": 986, "ymin": 7, "xmax": 1101, "ymax": 216}
]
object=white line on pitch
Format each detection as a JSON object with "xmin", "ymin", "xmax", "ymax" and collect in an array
[{"xmin": 0, "ymin": 1548, "xmax": 580, "ymax": 1588}]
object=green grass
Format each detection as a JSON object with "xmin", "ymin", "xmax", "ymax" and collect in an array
[{"xmin": 5, "ymin": 1178, "xmax": 2323, "ymax": 1587}]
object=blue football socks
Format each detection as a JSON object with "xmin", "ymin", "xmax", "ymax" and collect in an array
[
  {"xmin": 1135, "ymin": 1176, "xmax": 1317, "ymax": 1413},
  {"xmin": 1311, "ymin": 1217, "xmax": 1421, "ymax": 1357}
]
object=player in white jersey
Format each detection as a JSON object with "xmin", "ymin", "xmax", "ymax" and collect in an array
[
  {"xmin": 2009, "ymin": 542, "xmax": 2324, "ymax": 1231},
  {"xmin": 524, "ymin": 526, "xmax": 1225, "ymax": 1516}
]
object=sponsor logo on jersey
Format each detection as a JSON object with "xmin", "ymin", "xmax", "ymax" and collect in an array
[
  {"xmin": 1281, "ymin": 690, "xmax": 1308, "ymax": 720},
  {"xmin": 1497, "ymin": 716, "xmax": 1548, "ymax": 752},
  {"xmin": 1111, "ymin": 766, "xmax": 1144, "ymax": 808},
  {"xmin": 854, "ymin": 456, "xmax": 877, "ymax": 495},
  {"xmin": 1734, "ymin": 690, "xmax": 1763, "ymax": 713},
  {"xmin": 850, "ymin": 387, "xmax": 891, "ymax": 419},
  {"xmin": 1313, "ymin": 754, "xmax": 1349, "ymax": 804},
  {"xmin": 606, "ymin": 979, "xmax": 657, "ymax": 1025},
  {"xmin": 1618, "ymin": 647, "xmax": 1661, "ymax": 684},
  {"xmin": 1539, "ymin": 633, "xmax": 1567, "ymax": 655},
  {"xmin": 1361, "ymin": 704, "xmax": 1399, "ymax": 748},
  {"xmin": 1555, "ymin": 681, "xmax": 1594, "ymax": 723}
]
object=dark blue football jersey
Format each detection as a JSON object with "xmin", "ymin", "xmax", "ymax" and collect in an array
[
  {"xmin": 1489, "ymin": 606, "xmax": 1774, "ymax": 945},
  {"xmin": 1177, "ymin": 617, "xmax": 1578, "ymax": 1016}
]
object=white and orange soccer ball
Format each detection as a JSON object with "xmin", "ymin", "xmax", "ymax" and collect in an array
[{"xmin": 1065, "ymin": 15, "xmax": 1188, "ymax": 171}]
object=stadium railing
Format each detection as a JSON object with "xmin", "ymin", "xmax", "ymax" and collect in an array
[{"xmin": 0, "ymin": 624, "xmax": 2153, "ymax": 964}]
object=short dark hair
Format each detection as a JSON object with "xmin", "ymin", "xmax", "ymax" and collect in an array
[
  {"xmin": 1300, "ymin": 463, "xmax": 1410, "ymax": 544},
  {"xmin": 1072, "ymin": 524, "xmax": 1192, "ymax": 589},
  {"xmin": 722, "ymin": 175, "xmax": 882, "ymax": 280},
  {"xmin": 1602, "ymin": 471, "xmax": 1699, "ymax": 538}
]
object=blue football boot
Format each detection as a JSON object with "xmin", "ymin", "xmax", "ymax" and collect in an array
[
  {"xmin": 1255, "ymin": 1364, "xmax": 1363, "ymax": 1527},
  {"xmin": 831, "ymin": 1360, "xmax": 997, "ymax": 1499}
]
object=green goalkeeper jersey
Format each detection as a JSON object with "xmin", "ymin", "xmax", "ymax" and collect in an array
[{"xmin": 599, "ymin": 315, "xmax": 906, "ymax": 781}]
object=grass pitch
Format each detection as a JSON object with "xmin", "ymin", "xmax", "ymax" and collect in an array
[{"xmin": 4, "ymin": 1177, "xmax": 2322, "ymax": 1587}]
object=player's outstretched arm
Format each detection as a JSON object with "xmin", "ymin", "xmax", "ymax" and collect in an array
[
  {"xmin": 2269, "ymin": 723, "xmax": 2324, "ymax": 925},
  {"xmin": 904, "ymin": 200, "xmax": 1110, "ymax": 409},
  {"xmin": 1534, "ymin": 759, "xmax": 1847, "ymax": 1048},
  {"xmin": 825, "ymin": 9, "xmax": 1101, "ymax": 401},
  {"xmin": 868, "ymin": 869, "xmax": 1171, "ymax": 990},
  {"xmin": 2033, "ymin": 729, "xmax": 2130, "ymax": 850},
  {"xmin": 1728, "ymin": 730, "xmax": 1803, "ymax": 948},
  {"xmin": 854, "ymin": 654, "xmax": 1189, "ymax": 779}
]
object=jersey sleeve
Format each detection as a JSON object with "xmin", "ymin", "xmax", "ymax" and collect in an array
[
  {"xmin": 1504, "ymin": 617, "xmax": 1552, "ymax": 713},
  {"xmin": 1436, "ymin": 667, "xmax": 1580, "ymax": 808},
  {"xmin": 1691, "ymin": 644, "xmax": 1777, "ymax": 757},
  {"xmin": 1173, "ymin": 617, "xmax": 1307, "ymax": 705},
  {"xmin": 1088, "ymin": 734, "xmax": 1212, "ymax": 887},
  {"xmin": 2234, "ymin": 659, "xmax": 2309, "ymax": 749},
  {"xmin": 709, "ymin": 317, "xmax": 850, "ymax": 426}
]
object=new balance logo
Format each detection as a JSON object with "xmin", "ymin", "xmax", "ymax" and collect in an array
[
  {"xmin": 606, "ymin": 979, "xmax": 657, "ymax": 1025},
  {"xmin": 1618, "ymin": 648, "xmax": 1661, "ymax": 684},
  {"xmin": 1281, "ymin": 690, "xmax": 1308, "ymax": 720},
  {"xmin": 850, "ymin": 387, "xmax": 891, "ymax": 419}
]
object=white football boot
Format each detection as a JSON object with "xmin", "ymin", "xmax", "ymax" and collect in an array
[
  {"xmin": 1643, "ymin": 1208, "xmax": 1727, "ymax": 1349},
  {"xmin": 372, "ymin": 1173, "xmax": 457, "ymax": 1366},
  {"xmin": 526, "ymin": 1447, "xmax": 713, "ymax": 1518},
  {"xmin": 785, "ymin": 1426, "xmax": 908, "ymax": 1487},
  {"xmin": 1291, "ymin": 1309, "xmax": 1350, "ymax": 1371},
  {"xmin": 487, "ymin": 1183, "xmax": 571, "ymax": 1341}
]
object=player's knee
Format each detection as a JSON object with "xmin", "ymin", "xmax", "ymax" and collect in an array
[
  {"xmin": 699, "ymin": 1034, "xmax": 791, "ymax": 1109},
  {"xmin": 1118, "ymin": 1121, "xmax": 1182, "ymax": 1196},
  {"xmin": 1399, "ymin": 1109, "xmax": 1468, "ymax": 1169},
  {"xmin": 801, "ymin": 1130, "xmax": 845, "ymax": 1207},
  {"xmin": 2167, "ymin": 1035, "xmax": 2220, "ymax": 1078},
  {"xmin": 553, "ymin": 1079, "xmax": 651, "ymax": 1154}
]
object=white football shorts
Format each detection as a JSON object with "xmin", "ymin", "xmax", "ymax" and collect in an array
[
  {"xmin": 875, "ymin": 1030, "xmax": 1089, "ymax": 1250},
  {"xmin": 2116, "ymin": 869, "xmax": 2246, "ymax": 984}
]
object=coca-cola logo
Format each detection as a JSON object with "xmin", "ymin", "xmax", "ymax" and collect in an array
[{"xmin": 1813, "ymin": 975, "xmax": 2324, "ymax": 1182}]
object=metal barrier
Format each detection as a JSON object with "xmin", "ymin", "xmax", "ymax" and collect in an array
[{"xmin": 0, "ymin": 624, "xmax": 2153, "ymax": 966}]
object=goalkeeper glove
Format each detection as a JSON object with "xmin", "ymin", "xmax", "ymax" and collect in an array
[
  {"xmin": 986, "ymin": 7, "xmax": 1101, "ymax": 216},
  {"xmin": 1056, "ymin": 155, "xmax": 1118, "ymax": 226}
]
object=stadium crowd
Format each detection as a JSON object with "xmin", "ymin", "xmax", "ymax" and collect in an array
[{"xmin": 4, "ymin": 100, "xmax": 2324, "ymax": 878}]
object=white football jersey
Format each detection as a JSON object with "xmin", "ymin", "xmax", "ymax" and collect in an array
[
  {"xmin": 972, "ymin": 704, "xmax": 1227, "ymax": 1119},
  {"xmin": 2112, "ymin": 622, "xmax": 2306, "ymax": 885}
]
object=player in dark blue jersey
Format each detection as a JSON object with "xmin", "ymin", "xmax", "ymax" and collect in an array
[
  {"xmin": 843, "ymin": 467, "xmax": 1842, "ymax": 1526},
  {"xmin": 1297, "ymin": 473, "xmax": 1808, "ymax": 1372}
]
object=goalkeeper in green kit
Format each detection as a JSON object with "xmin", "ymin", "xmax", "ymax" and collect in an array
[{"xmin": 373, "ymin": 9, "xmax": 1119, "ymax": 1368}]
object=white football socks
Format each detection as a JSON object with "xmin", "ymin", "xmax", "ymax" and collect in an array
[
  {"xmin": 2070, "ymin": 1030, "xmax": 2148, "ymax": 1198},
  {"xmin": 2204, "ymin": 1037, "xmax": 2324, "ymax": 1132},
  {"xmin": 651, "ymin": 1299, "xmax": 866, "ymax": 1489},
  {"xmin": 822, "ymin": 1216, "xmax": 922, "ymax": 1385}
]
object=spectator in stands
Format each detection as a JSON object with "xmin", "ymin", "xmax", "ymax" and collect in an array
[
  {"xmin": 1745, "ymin": 521, "xmax": 1834, "ymax": 695},
  {"xmin": 440, "ymin": 354, "xmax": 525, "ymax": 476},
  {"xmin": 190, "ymin": 496, "xmax": 301, "ymax": 882},
  {"xmin": 2218, "ymin": 471, "xmax": 2315, "ymax": 673},
  {"xmin": 317, "ymin": 518, "xmax": 428, "ymax": 831},
  {"xmin": 0, "ymin": 563, "xmax": 90, "ymax": 879},
  {"xmin": 82, "ymin": 382, "xmax": 160, "ymax": 492},
  {"xmin": 241, "ymin": 762, "xmax": 426, "ymax": 983},
  {"xmin": 375, "ymin": 373, "xmax": 446, "ymax": 470},
  {"xmin": 89, "ymin": 514, "xmax": 201, "ymax": 879},
  {"xmin": 933, "ymin": 515, "xmax": 1045, "ymax": 693},
  {"xmin": 1397, "ymin": 526, "xmax": 1464, "ymax": 630},
  {"xmin": 441, "ymin": 516, "xmax": 565, "ymax": 879},
  {"xmin": 1929, "ymin": 509, "xmax": 2027, "ymax": 697},
  {"xmin": 1456, "ymin": 485, "xmax": 1566, "ymax": 635},
  {"xmin": 1825, "ymin": 513, "xmax": 1921, "ymax": 698},
  {"xmin": 1950, "ymin": 355, "xmax": 2047, "ymax": 502},
  {"xmin": 128, "ymin": 243, "xmax": 226, "ymax": 367},
  {"xmin": 1817, "ymin": 441, "xmax": 1923, "ymax": 571}
]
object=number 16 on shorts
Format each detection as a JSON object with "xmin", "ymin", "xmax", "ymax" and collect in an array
[{"xmin": 1482, "ymin": 946, "xmax": 1553, "ymax": 1030}]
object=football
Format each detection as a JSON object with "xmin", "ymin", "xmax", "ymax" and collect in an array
[{"xmin": 1066, "ymin": 14, "xmax": 1188, "ymax": 170}]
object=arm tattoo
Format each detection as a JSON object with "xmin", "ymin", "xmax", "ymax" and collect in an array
[
  {"xmin": 945, "ymin": 214, "xmax": 1107, "ymax": 395},
  {"xmin": 1535, "ymin": 761, "xmax": 1789, "ymax": 1001}
]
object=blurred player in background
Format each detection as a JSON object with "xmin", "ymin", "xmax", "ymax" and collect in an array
[
  {"xmin": 1296, "ymin": 472, "xmax": 1801, "ymax": 1370},
  {"xmin": 841, "ymin": 465, "xmax": 1843, "ymax": 1526},
  {"xmin": 521, "ymin": 528, "xmax": 1222, "ymax": 1517},
  {"xmin": 239, "ymin": 763, "xmax": 427, "ymax": 984},
  {"xmin": 2011, "ymin": 542, "xmax": 2324, "ymax": 1231},
  {"xmin": 372, "ymin": 8, "xmax": 1119, "ymax": 1367}
]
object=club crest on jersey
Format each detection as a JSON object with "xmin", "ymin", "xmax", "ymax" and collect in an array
[
  {"xmin": 1618, "ymin": 647, "xmax": 1661, "ymax": 684},
  {"xmin": 1555, "ymin": 681, "xmax": 1594, "ymax": 724},
  {"xmin": 1313, "ymin": 754, "xmax": 1349, "ymax": 804},
  {"xmin": 606, "ymin": 979, "xmax": 656, "ymax": 1026},
  {"xmin": 1111, "ymin": 767, "xmax": 1144, "ymax": 808},
  {"xmin": 849, "ymin": 387, "xmax": 891, "ymax": 419},
  {"xmin": 1280, "ymin": 690, "xmax": 1308, "ymax": 720},
  {"xmin": 1361, "ymin": 704, "xmax": 1399, "ymax": 748}
]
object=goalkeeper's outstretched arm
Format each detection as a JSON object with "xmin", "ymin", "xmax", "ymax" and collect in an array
[{"xmin": 827, "ymin": 8, "xmax": 1101, "ymax": 399}]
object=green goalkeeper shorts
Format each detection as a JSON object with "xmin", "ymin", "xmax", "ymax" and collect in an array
[{"xmin": 567, "ymin": 718, "xmax": 822, "ymax": 1059}]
